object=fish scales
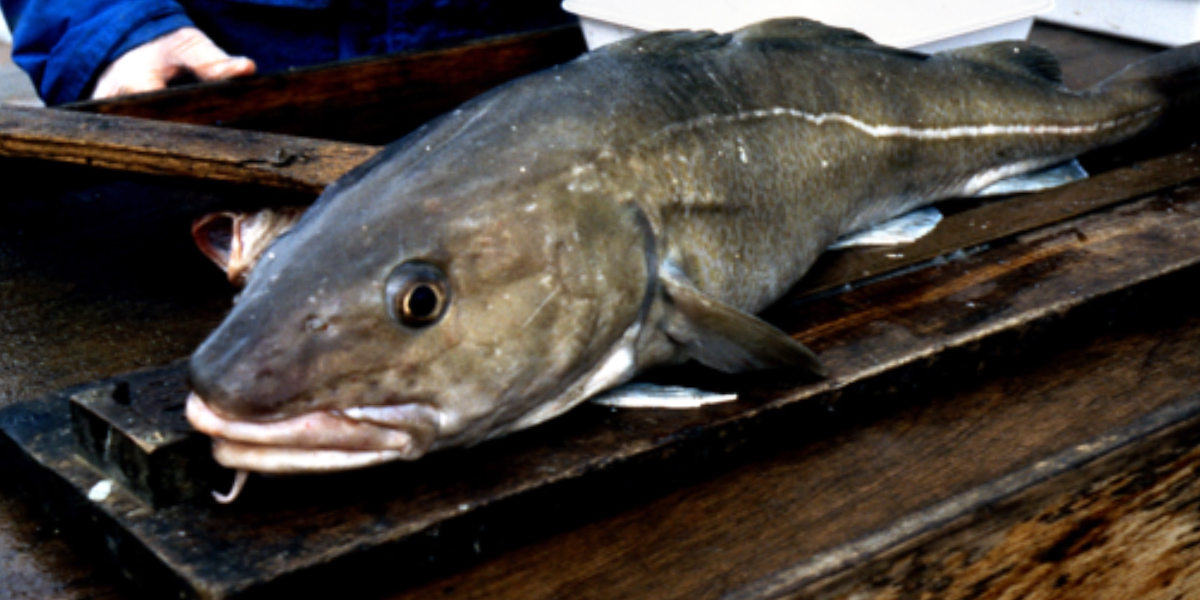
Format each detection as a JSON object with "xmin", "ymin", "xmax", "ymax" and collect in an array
[
  {"xmin": 185, "ymin": 19, "xmax": 1200, "ymax": 485},
  {"xmin": 603, "ymin": 28, "xmax": 1158, "ymax": 311}
]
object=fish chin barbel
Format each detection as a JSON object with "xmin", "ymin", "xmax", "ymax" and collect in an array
[{"xmin": 186, "ymin": 19, "xmax": 1200, "ymax": 500}]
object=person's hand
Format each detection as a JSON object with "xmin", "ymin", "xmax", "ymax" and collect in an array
[{"xmin": 91, "ymin": 27, "xmax": 256, "ymax": 99}]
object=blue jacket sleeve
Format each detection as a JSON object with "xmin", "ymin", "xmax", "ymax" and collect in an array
[{"xmin": 2, "ymin": 0, "xmax": 195, "ymax": 104}]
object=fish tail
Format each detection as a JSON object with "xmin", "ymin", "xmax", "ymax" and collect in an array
[{"xmin": 1091, "ymin": 42, "xmax": 1200, "ymax": 132}]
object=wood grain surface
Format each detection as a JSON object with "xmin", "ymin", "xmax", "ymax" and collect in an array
[
  {"xmin": 782, "ymin": 403, "xmax": 1200, "ymax": 600},
  {"xmin": 65, "ymin": 26, "xmax": 588, "ymax": 145},
  {"xmin": 0, "ymin": 105, "xmax": 379, "ymax": 193}
]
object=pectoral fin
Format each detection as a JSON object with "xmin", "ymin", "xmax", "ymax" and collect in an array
[
  {"xmin": 828, "ymin": 207, "xmax": 943, "ymax": 249},
  {"xmin": 659, "ymin": 264, "xmax": 826, "ymax": 377},
  {"xmin": 591, "ymin": 383, "xmax": 738, "ymax": 409},
  {"xmin": 191, "ymin": 207, "xmax": 306, "ymax": 287},
  {"xmin": 975, "ymin": 160, "xmax": 1089, "ymax": 197}
]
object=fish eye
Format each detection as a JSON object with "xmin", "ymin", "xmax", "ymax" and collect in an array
[{"xmin": 385, "ymin": 262, "xmax": 450, "ymax": 328}]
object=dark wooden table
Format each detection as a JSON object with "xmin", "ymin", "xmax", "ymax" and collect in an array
[{"xmin": 4, "ymin": 22, "xmax": 1200, "ymax": 599}]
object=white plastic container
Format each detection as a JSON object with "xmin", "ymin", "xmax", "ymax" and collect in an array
[
  {"xmin": 562, "ymin": 0, "xmax": 1054, "ymax": 53},
  {"xmin": 1041, "ymin": 0, "xmax": 1197, "ymax": 47}
]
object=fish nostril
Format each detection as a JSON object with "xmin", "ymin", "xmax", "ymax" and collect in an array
[
  {"xmin": 188, "ymin": 343, "xmax": 260, "ymax": 414},
  {"xmin": 304, "ymin": 315, "xmax": 331, "ymax": 332},
  {"xmin": 186, "ymin": 353, "xmax": 222, "ymax": 406},
  {"xmin": 189, "ymin": 353, "xmax": 286, "ymax": 418},
  {"xmin": 254, "ymin": 365, "xmax": 276, "ymax": 383}
]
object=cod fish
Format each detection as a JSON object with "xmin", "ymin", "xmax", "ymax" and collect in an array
[{"xmin": 186, "ymin": 19, "xmax": 1200, "ymax": 493}]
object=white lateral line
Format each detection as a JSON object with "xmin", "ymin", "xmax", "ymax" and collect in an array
[{"xmin": 667, "ymin": 106, "xmax": 1162, "ymax": 141}]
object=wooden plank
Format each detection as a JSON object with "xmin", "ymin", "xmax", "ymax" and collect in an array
[
  {"xmin": 65, "ymin": 26, "xmax": 588, "ymax": 145},
  {"xmin": 768, "ymin": 399, "xmax": 1200, "ymax": 600},
  {"xmin": 0, "ymin": 106, "xmax": 379, "ymax": 194},
  {"xmin": 411, "ymin": 394, "xmax": 1200, "ymax": 600},
  {"xmin": 6, "ymin": 159, "xmax": 1200, "ymax": 599}
]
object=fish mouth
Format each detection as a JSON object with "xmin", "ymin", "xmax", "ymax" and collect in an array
[{"xmin": 185, "ymin": 393, "xmax": 440, "ymax": 475}]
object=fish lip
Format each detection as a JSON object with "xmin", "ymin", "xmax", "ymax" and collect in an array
[
  {"xmin": 186, "ymin": 393, "xmax": 439, "ymax": 473},
  {"xmin": 211, "ymin": 440, "xmax": 407, "ymax": 474}
]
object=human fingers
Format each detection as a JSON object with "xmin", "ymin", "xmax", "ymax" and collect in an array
[
  {"xmin": 91, "ymin": 28, "xmax": 256, "ymax": 99},
  {"xmin": 162, "ymin": 27, "xmax": 257, "ymax": 82}
]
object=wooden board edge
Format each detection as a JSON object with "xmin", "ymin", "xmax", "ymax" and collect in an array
[{"xmin": 729, "ymin": 395, "xmax": 1200, "ymax": 599}]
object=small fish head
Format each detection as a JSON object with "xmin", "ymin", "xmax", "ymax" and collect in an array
[{"xmin": 187, "ymin": 151, "xmax": 652, "ymax": 473}]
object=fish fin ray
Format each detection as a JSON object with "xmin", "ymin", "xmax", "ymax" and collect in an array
[
  {"xmin": 828, "ymin": 207, "xmax": 943, "ymax": 249},
  {"xmin": 191, "ymin": 213, "xmax": 235, "ymax": 274},
  {"xmin": 937, "ymin": 42, "xmax": 1063, "ymax": 85},
  {"xmin": 734, "ymin": 19, "xmax": 924, "ymax": 58},
  {"xmin": 1094, "ymin": 42, "xmax": 1200, "ymax": 100},
  {"xmin": 603, "ymin": 29, "xmax": 731, "ymax": 56},
  {"xmin": 974, "ymin": 159, "xmax": 1089, "ymax": 197},
  {"xmin": 659, "ymin": 263, "xmax": 826, "ymax": 376},
  {"xmin": 591, "ymin": 383, "xmax": 738, "ymax": 409},
  {"xmin": 607, "ymin": 19, "xmax": 923, "ymax": 60}
]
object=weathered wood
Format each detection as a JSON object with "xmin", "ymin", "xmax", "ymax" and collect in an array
[
  {"xmin": 0, "ymin": 26, "xmax": 585, "ymax": 211},
  {"xmin": 65, "ymin": 26, "xmax": 588, "ymax": 145},
  {"xmin": 69, "ymin": 367, "xmax": 228, "ymax": 508},
  {"xmin": 772, "ymin": 400, "xmax": 1200, "ymax": 600},
  {"xmin": 408, "ymin": 393, "xmax": 1200, "ymax": 600},
  {"xmin": 0, "ymin": 483, "xmax": 123, "ymax": 600},
  {"xmin": 0, "ymin": 159, "xmax": 244, "ymax": 600},
  {"xmin": 0, "ymin": 106, "xmax": 379, "ymax": 194}
]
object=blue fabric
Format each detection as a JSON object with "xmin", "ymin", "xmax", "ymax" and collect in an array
[{"xmin": 2, "ymin": 0, "xmax": 575, "ymax": 105}]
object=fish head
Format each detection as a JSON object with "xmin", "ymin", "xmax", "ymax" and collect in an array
[{"xmin": 186, "ymin": 137, "xmax": 654, "ymax": 474}]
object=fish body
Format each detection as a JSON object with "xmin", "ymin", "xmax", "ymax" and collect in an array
[{"xmin": 187, "ymin": 19, "xmax": 1199, "ymax": 475}]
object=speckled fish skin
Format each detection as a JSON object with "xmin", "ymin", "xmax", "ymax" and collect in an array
[{"xmin": 187, "ymin": 19, "xmax": 1200, "ymax": 473}]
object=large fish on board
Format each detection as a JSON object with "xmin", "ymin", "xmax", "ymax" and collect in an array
[{"xmin": 186, "ymin": 19, "xmax": 1200, "ymax": 498}]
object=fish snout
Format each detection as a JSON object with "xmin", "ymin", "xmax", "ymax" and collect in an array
[
  {"xmin": 185, "ymin": 392, "xmax": 442, "ymax": 473},
  {"xmin": 187, "ymin": 337, "xmax": 302, "ymax": 420},
  {"xmin": 187, "ymin": 348, "xmax": 233, "ymax": 413}
]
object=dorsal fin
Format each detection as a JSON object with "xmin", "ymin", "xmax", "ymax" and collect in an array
[
  {"xmin": 735, "ymin": 18, "xmax": 875, "ymax": 47},
  {"xmin": 603, "ymin": 18, "xmax": 924, "ymax": 60},
  {"xmin": 733, "ymin": 18, "xmax": 925, "ymax": 59},
  {"xmin": 937, "ymin": 42, "xmax": 1063, "ymax": 85},
  {"xmin": 603, "ymin": 29, "xmax": 732, "ymax": 56}
]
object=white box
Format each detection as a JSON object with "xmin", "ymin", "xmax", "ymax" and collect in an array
[
  {"xmin": 1040, "ymin": 0, "xmax": 1197, "ymax": 47},
  {"xmin": 562, "ymin": 0, "xmax": 1054, "ymax": 53}
]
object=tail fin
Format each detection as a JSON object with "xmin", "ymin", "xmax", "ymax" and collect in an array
[{"xmin": 1093, "ymin": 42, "xmax": 1200, "ymax": 117}]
